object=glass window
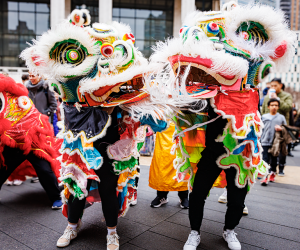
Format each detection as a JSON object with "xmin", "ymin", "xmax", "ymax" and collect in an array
[
  {"xmin": 297, "ymin": 73, "xmax": 299, "ymax": 82},
  {"xmin": 113, "ymin": 0, "xmax": 174, "ymax": 58},
  {"xmin": 196, "ymin": 0, "xmax": 213, "ymax": 11},
  {"xmin": 298, "ymin": 56, "xmax": 300, "ymax": 63},
  {"xmin": 0, "ymin": 1, "xmax": 51, "ymax": 67},
  {"xmin": 291, "ymin": 73, "xmax": 294, "ymax": 82}
]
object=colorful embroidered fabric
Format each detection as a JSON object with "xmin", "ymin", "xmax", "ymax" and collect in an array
[
  {"xmin": 171, "ymin": 113, "xmax": 207, "ymax": 190},
  {"xmin": 212, "ymin": 89, "xmax": 268, "ymax": 189}
]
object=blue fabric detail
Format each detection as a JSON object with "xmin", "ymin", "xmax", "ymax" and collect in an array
[
  {"xmin": 89, "ymin": 180, "xmax": 99, "ymax": 191},
  {"xmin": 118, "ymin": 185, "xmax": 128, "ymax": 209},
  {"xmin": 140, "ymin": 116, "xmax": 167, "ymax": 132},
  {"xmin": 117, "ymin": 111, "xmax": 122, "ymax": 119},
  {"xmin": 233, "ymin": 126, "xmax": 259, "ymax": 155},
  {"xmin": 53, "ymin": 113, "xmax": 59, "ymax": 136},
  {"xmin": 61, "ymin": 138, "xmax": 103, "ymax": 170}
]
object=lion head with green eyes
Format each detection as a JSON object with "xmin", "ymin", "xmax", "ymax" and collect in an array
[
  {"xmin": 21, "ymin": 9, "xmax": 148, "ymax": 107},
  {"xmin": 148, "ymin": 1, "xmax": 296, "ymax": 100}
]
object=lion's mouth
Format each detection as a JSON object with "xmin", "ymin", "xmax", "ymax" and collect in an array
[
  {"xmin": 84, "ymin": 74, "xmax": 146, "ymax": 106},
  {"xmin": 169, "ymin": 55, "xmax": 242, "ymax": 93}
]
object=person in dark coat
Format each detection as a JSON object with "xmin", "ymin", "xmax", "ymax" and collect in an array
[{"xmin": 27, "ymin": 72, "xmax": 57, "ymax": 119}]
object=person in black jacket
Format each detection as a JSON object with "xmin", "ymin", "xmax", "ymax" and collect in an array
[{"xmin": 27, "ymin": 72, "xmax": 57, "ymax": 120}]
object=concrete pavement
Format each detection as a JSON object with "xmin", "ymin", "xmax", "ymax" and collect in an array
[{"xmin": 0, "ymin": 148, "xmax": 300, "ymax": 249}]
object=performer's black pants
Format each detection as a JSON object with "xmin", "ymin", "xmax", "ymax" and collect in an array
[
  {"xmin": 262, "ymin": 145, "xmax": 285, "ymax": 173},
  {"xmin": 0, "ymin": 146, "xmax": 61, "ymax": 202},
  {"xmin": 67, "ymin": 156, "xmax": 119, "ymax": 228},
  {"xmin": 189, "ymin": 143, "xmax": 248, "ymax": 232}
]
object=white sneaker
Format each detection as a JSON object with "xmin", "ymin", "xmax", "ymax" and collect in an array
[
  {"xmin": 5, "ymin": 180, "xmax": 13, "ymax": 186},
  {"xmin": 218, "ymin": 189, "xmax": 227, "ymax": 203},
  {"xmin": 223, "ymin": 229, "xmax": 241, "ymax": 250},
  {"xmin": 57, "ymin": 221, "xmax": 82, "ymax": 247},
  {"xmin": 107, "ymin": 233, "xmax": 120, "ymax": 250},
  {"xmin": 243, "ymin": 206, "xmax": 248, "ymax": 215},
  {"xmin": 13, "ymin": 180, "xmax": 23, "ymax": 186},
  {"xmin": 183, "ymin": 230, "xmax": 200, "ymax": 250}
]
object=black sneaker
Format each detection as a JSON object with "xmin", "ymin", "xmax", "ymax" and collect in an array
[
  {"xmin": 31, "ymin": 177, "xmax": 39, "ymax": 183},
  {"xmin": 150, "ymin": 196, "xmax": 168, "ymax": 208},
  {"xmin": 180, "ymin": 197, "xmax": 189, "ymax": 209}
]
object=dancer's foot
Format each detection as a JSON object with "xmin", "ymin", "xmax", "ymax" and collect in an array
[
  {"xmin": 269, "ymin": 172, "xmax": 276, "ymax": 182},
  {"xmin": 5, "ymin": 180, "xmax": 13, "ymax": 186},
  {"xmin": 223, "ymin": 229, "xmax": 241, "ymax": 250},
  {"xmin": 183, "ymin": 230, "xmax": 200, "ymax": 250},
  {"xmin": 57, "ymin": 222, "xmax": 81, "ymax": 248},
  {"xmin": 31, "ymin": 177, "xmax": 39, "ymax": 183},
  {"xmin": 52, "ymin": 200, "xmax": 63, "ymax": 210},
  {"xmin": 107, "ymin": 232, "xmax": 119, "ymax": 250},
  {"xmin": 243, "ymin": 206, "xmax": 248, "ymax": 215},
  {"xmin": 218, "ymin": 189, "xmax": 227, "ymax": 203},
  {"xmin": 150, "ymin": 196, "xmax": 168, "ymax": 208},
  {"xmin": 180, "ymin": 197, "xmax": 189, "ymax": 209},
  {"xmin": 13, "ymin": 180, "xmax": 23, "ymax": 186}
]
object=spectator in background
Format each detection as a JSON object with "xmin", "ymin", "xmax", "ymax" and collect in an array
[
  {"xmin": 27, "ymin": 72, "xmax": 57, "ymax": 123},
  {"xmin": 261, "ymin": 98, "xmax": 287, "ymax": 185},
  {"xmin": 260, "ymin": 82, "xmax": 271, "ymax": 106},
  {"xmin": 262, "ymin": 78, "xmax": 293, "ymax": 125},
  {"xmin": 21, "ymin": 74, "xmax": 29, "ymax": 85}
]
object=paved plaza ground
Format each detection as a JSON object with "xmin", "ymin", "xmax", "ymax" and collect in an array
[{"xmin": 1, "ymin": 148, "xmax": 300, "ymax": 250}]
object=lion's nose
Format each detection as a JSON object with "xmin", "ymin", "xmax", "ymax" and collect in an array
[
  {"xmin": 100, "ymin": 43, "xmax": 114, "ymax": 57},
  {"xmin": 205, "ymin": 22, "xmax": 219, "ymax": 37}
]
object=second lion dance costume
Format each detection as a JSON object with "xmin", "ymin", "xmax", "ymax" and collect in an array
[
  {"xmin": 145, "ymin": 2, "xmax": 296, "ymax": 250},
  {"xmin": 21, "ymin": 9, "xmax": 167, "ymax": 249},
  {"xmin": 0, "ymin": 74, "xmax": 62, "ymax": 206}
]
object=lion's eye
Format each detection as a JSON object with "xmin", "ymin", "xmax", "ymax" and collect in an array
[
  {"xmin": 236, "ymin": 21, "xmax": 268, "ymax": 45},
  {"xmin": 0, "ymin": 92, "xmax": 5, "ymax": 113},
  {"xmin": 50, "ymin": 40, "xmax": 89, "ymax": 67}
]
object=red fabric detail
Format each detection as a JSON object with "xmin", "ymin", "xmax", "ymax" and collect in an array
[
  {"xmin": 221, "ymin": 78, "xmax": 241, "ymax": 91},
  {"xmin": 168, "ymin": 55, "xmax": 212, "ymax": 69},
  {"xmin": 270, "ymin": 41, "xmax": 287, "ymax": 59},
  {"xmin": 8, "ymin": 160, "xmax": 37, "ymax": 181},
  {"xmin": 213, "ymin": 90, "xmax": 259, "ymax": 130},
  {"xmin": 0, "ymin": 74, "xmax": 28, "ymax": 96},
  {"xmin": 61, "ymin": 152, "xmax": 97, "ymax": 177},
  {"xmin": 62, "ymin": 204, "xmax": 68, "ymax": 218}
]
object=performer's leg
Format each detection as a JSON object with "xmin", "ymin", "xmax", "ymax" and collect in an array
[
  {"xmin": 223, "ymin": 167, "xmax": 248, "ymax": 230},
  {"xmin": 95, "ymin": 163, "xmax": 119, "ymax": 228},
  {"xmin": 178, "ymin": 190, "xmax": 189, "ymax": 209},
  {"xmin": 57, "ymin": 180, "xmax": 92, "ymax": 248},
  {"xmin": 95, "ymin": 160, "xmax": 119, "ymax": 250},
  {"xmin": 67, "ymin": 180, "xmax": 92, "ymax": 223},
  {"xmin": 26, "ymin": 153, "xmax": 61, "ymax": 203},
  {"xmin": 189, "ymin": 148, "xmax": 223, "ymax": 232},
  {"xmin": 0, "ymin": 147, "xmax": 26, "ymax": 188}
]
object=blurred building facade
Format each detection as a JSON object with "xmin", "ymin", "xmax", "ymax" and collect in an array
[{"xmin": 0, "ymin": 0, "xmax": 299, "ymax": 91}]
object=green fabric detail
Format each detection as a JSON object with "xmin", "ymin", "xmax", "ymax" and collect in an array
[
  {"xmin": 64, "ymin": 178, "xmax": 84, "ymax": 199},
  {"xmin": 222, "ymin": 128, "xmax": 237, "ymax": 151},
  {"xmin": 190, "ymin": 172, "xmax": 195, "ymax": 188},
  {"xmin": 113, "ymin": 156, "xmax": 138, "ymax": 174},
  {"xmin": 247, "ymin": 185, "xmax": 250, "ymax": 192},
  {"xmin": 137, "ymin": 142, "xmax": 144, "ymax": 151},
  {"xmin": 51, "ymin": 83, "xmax": 61, "ymax": 95},
  {"xmin": 94, "ymin": 40, "xmax": 103, "ymax": 47},
  {"xmin": 49, "ymin": 39, "xmax": 90, "ymax": 58},
  {"xmin": 237, "ymin": 21, "xmax": 269, "ymax": 40},
  {"xmin": 261, "ymin": 63, "xmax": 272, "ymax": 79}
]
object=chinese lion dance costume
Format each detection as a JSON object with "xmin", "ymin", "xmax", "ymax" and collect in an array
[
  {"xmin": 146, "ymin": 1, "xmax": 296, "ymax": 191},
  {"xmin": 21, "ymin": 8, "xmax": 167, "ymax": 219},
  {"xmin": 0, "ymin": 74, "xmax": 62, "ymax": 184}
]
